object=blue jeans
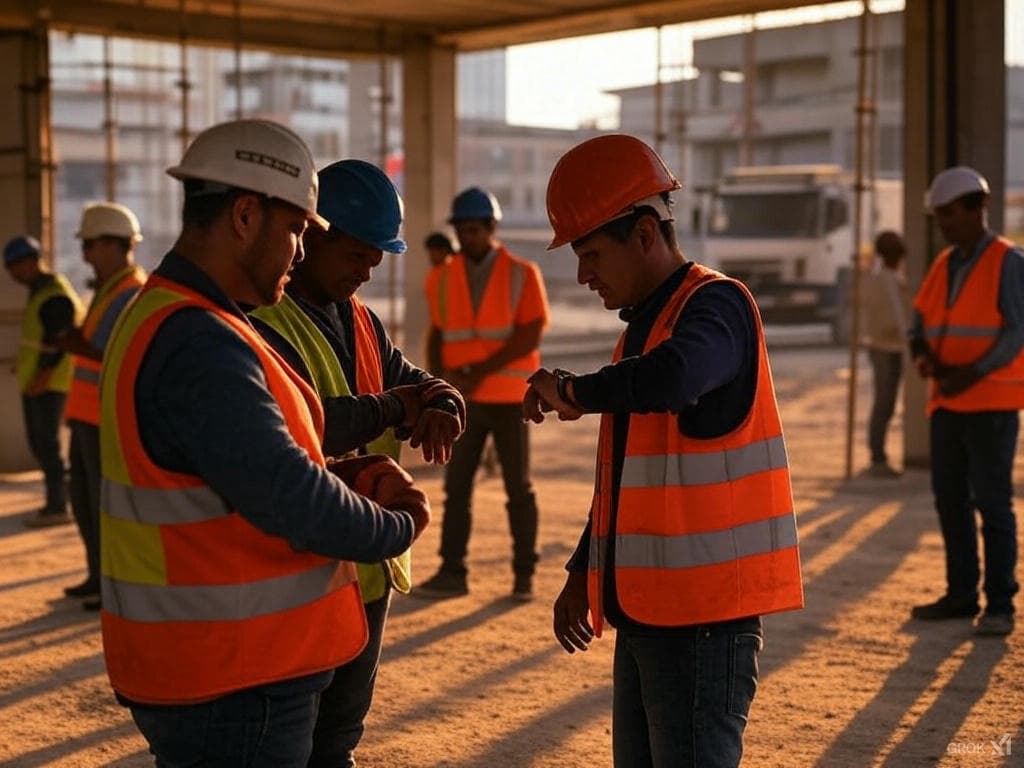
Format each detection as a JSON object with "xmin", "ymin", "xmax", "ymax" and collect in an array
[
  {"xmin": 21, "ymin": 392, "xmax": 67, "ymax": 512},
  {"xmin": 867, "ymin": 349, "xmax": 903, "ymax": 465},
  {"xmin": 309, "ymin": 590, "xmax": 391, "ymax": 768},
  {"xmin": 612, "ymin": 617, "xmax": 763, "ymax": 768},
  {"xmin": 129, "ymin": 677, "xmax": 328, "ymax": 768},
  {"xmin": 930, "ymin": 409, "xmax": 1020, "ymax": 614}
]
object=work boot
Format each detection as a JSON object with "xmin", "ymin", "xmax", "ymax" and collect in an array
[
  {"xmin": 413, "ymin": 569, "xmax": 468, "ymax": 599},
  {"xmin": 974, "ymin": 612, "xmax": 1014, "ymax": 637},
  {"xmin": 511, "ymin": 574, "xmax": 534, "ymax": 602},
  {"xmin": 82, "ymin": 598, "xmax": 102, "ymax": 612},
  {"xmin": 866, "ymin": 462, "xmax": 901, "ymax": 479},
  {"xmin": 910, "ymin": 595, "xmax": 979, "ymax": 621},
  {"xmin": 24, "ymin": 508, "xmax": 72, "ymax": 528},
  {"xmin": 64, "ymin": 579, "xmax": 100, "ymax": 598}
]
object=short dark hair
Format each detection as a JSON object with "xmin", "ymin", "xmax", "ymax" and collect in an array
[
  {"xmin": 874, "ymin": 230, "xmax": 905, "ymax": 262},
  {"xmin": 571, "ymin": 193, "xmax": 677, "ymax": 250},
  {"xmin": 424, "ymin": 232, "xmax": 455, "ymax": 252},
  {"xmin": 181, "ymin": 182, "xmax": 269, "ymax": 229}
]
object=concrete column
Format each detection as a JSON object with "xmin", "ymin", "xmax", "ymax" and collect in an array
[
  {"xmin": 902, "ymin": 0, "xmax": 1005, "ymax": 467},
  {"xmin": 401, "ymin": 40, "xmax": 456, "ymax": 365},
  {"xmin": 0, "ymin": 27, "xmax": 52, "ymax": 471}
]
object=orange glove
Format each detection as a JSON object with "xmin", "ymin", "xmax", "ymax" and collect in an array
[{"xmin": 327, "ymin": 454, "xmax": 431, "ymax": 540}]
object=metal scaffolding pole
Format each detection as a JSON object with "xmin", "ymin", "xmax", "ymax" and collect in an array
[
  {"xmin": 103, "ymin": 36, "xmax": 117, "ymax": 201},
  {"xmin": 233, "ymin": 0, "xmax": 243, "ymax": 118},
  {"xmin": 655, "ymin": 26, "xmax": 664, "ymax": 155},
  {"xmin": 178, "ymin": 0, "xmax": 191, "ymax": 156},
  {"xmin": 843, "ymin": 1, "xmax": 875, "ymax": 480},
  {"xmin": 379, "ymin": 46, "xmax": 400, "ymax": 345},
  {"xmin": 739, "ymin": 16, "xmax": 757, "ymax": 166}
]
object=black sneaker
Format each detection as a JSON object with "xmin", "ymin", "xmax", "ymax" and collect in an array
[
  {"xmin": 511, "ymin": 575, "xmax": 533, "ymax": 602},
  {"xmin": 64, "ymin": 580, "xmax": 100, "ymax": 598},
  {"xmin": 413, "ymin": 570, "xmax": 468, "ymax": 599},
  {"xmin": 910, "ymin": 595, "xmax": 979, "ymax": 620},
  {"xmin": 82, "ymin": 598, "xmax": 102, "ymax": 612}
]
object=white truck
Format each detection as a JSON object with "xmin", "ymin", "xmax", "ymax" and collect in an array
[{"xmin": 701, "ymin": 164, "xmax": 902, "ymax": 343}]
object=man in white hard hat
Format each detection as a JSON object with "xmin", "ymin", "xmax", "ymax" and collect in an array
[
  {"xmin": 98, "ymin": 120, "xmax": 430, "ymax": 765},
  {"xmin": 909, "ymin": 165, "xmax": 1024, "ymax": 637},
  {"xmin": 56, "ymin": 202, "xmax": 146, "ymax": 609}
]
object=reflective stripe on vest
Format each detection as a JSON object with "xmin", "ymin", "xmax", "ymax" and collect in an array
[
  {"xmin": 587, "ymin": 264, "xmax": 804, "ymax": 636},
  {"xmin": 99, "ymin": 274, "xmax": 366, "ymax": 705},
  {"xmin": 913, "ymin": 237, "xmax": 1024, "ymax": 414},
  {"xmin": 251, "ymin": 292, "xmax": 409, "ymax": 600},
  {"xmin": 65, "ymin": 265, "xmax": 145, "ymax": 424},
  {"xmin": 16, "ymin": 273, "xmax": 84, "ymax": 393},
  {"xmin": 427, "ymin": 245, "xmax": 540, "ymax": 403}
]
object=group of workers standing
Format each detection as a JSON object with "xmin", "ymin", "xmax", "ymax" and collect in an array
[{"xmin": 2, "ymin": 116, "xmax": 1020, "ymax": 767}]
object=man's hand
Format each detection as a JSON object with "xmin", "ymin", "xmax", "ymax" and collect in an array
[
  {"xmin": 524, "ymin": 368, "xmax": 584, "ymax": 423},
  {"xmin": 553, "ymin": 570, "xmax": 593, "ymax": 654},
  {"xmin": 327, "ymin": 454, "xmax": 431, "ymax": 540},
  {"xmin": 387, "ymin": 384, "xmax": 424, "ymax": 430},
  {"xmin": 913, "ymin": 354, "xmax": 935, "ymax": 378},
  {"xmin": 409, "ymin": 409, "xmax": 461, "ymax": 464},
  {"xmin": 937, "ymin": 364, "xmax": 981, "ymax": 397}
]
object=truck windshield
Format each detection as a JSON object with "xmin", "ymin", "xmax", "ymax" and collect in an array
[{"xmin": 709, "ymin": 191, "xmax": 820, "ymax": 238}]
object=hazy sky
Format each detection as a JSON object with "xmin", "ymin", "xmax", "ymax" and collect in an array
[{"xmin": 506, "ymin": 0, "xmax": 1021, "ymax": 129}]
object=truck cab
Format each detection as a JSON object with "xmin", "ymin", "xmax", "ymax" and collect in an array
[{"xmin": 702, "ymin": 164, "xmax": 900, "ymax": 341}]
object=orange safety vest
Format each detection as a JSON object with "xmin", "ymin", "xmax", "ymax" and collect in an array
[
  {"xmin": 99, "ymin": 274, "xmax": 367, "ymax": 705},
  {"xmin": 588, "ymin": 264, "xmax": 804, "ymax": 636},
  {"xmin": 426, "ymin": 245, "xmax": 543, "ymax": 403},
  {"xmin": 65, "ymin": 264, "xmax": 145, "ymax": 425},
  {"xmin": 913, "ymin": 236, "xmax": 1024, "ymax": 415}
]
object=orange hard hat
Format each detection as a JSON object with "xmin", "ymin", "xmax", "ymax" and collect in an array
[{"xmin": 545, "ymin": 134, "xmax": 681, "ymax": 250}]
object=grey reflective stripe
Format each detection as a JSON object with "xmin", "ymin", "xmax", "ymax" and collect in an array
[
  {"xmin": 101, "ymin": 562, "xmax": 340, "ymax": 622},
  {"xmin": 102, "ymin": 479, "xmax": 228, "ymax": 524},
  {"xmin": 442, "ymin": 325, "xmax": 513, "ymax": 343},
  {"xmin": 510, "ymin": 262, "xmax": 526, "ymax": 312},
  {"xmin": 590, "ymin": 513, "xmax": 798, "ymax": 570},
  {"xmin": 620, "ymin": 435, "xmax": 788, "ymax": 489},
  {"xmin": 923, "ymin": 325, "xmax": 999, "ymax": 339},
  {"xmin": 74, "ymin": 368, "xmax": 100, "ymax": 384}
]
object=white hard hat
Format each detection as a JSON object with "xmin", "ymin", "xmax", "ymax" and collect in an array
[
  {"xmin": 76, "ymin": 202, "xmax": 143, "ymax": 243},
  {"xmin": 925, "ymin": 166, "xmax": 991, "ymax": 210},
  {"xmin": 167, "ymin": 119, "xmax": 328, "ymax": 228}
]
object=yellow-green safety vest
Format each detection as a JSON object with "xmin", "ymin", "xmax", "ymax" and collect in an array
[
  {"xmin": 253, "ymin": 293, "xmax": 410, "ymax": 602},
  {"xmin": 16, "ymin": 273, "xmax": 84, "ymax": 394}
]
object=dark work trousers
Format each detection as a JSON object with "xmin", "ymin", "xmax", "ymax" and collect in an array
[
  {"xmin": 439, "ymin": 401, "xmax": 539, "ymax": 577},
  {"xmin": 309, "ymin": 589, "xmax": 391, "ymax": 768},
  {"xmin": 68, "ymin": 420, "xmax": 101, "ymax": 588},
  {"xmin": 130, "ymin": 683, "xmax": 324, "ymax": 768},
  {"xmin": 21, "ymin": 392, "xmax": 67, "ymax": 513},
  {"xmin": 930, "ymin": 409, "xmax": 1020, "ymax": 614},
  {"xmin": 867, "ymin": 349, "xmax": 903, "ymax": 465},
  {"xmin": 612, "ymin": 616, "xmax": 763, "ymax": 768}
]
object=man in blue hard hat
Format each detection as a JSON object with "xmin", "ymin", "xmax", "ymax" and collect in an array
[
  {"xmin": 418, "ymin": 186, "xmax": 550, "ymax": 600},
  {"xmin": 251, "ymin": 158, "xmax": 466, "ymax": 768},
  {"xmin": 4, "ymin": 234, "xmax": 83, "ymax": 528}
]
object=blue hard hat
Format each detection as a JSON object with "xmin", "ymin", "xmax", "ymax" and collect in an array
[
  {"xmin": 449, "ymin": 187, "xmax": 503, "ymax": 223},
  {"xmin": 316, "ymin": 160, "xmax": 406, "ymax": 254},
  {"xmin": 3, "ymin": 235, "xmax": 40, "ymax": 267}
]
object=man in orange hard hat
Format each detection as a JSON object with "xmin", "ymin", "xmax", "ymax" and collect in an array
[{"xmin": 524, "ymin": 134, "xmax": 804, "ymax": 768}]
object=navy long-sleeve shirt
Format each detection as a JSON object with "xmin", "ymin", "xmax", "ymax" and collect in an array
[
  {"xmin": 566, "ymin": 263, "xmax": 759, "ymax": 631},
  {"xmin": 909, "ymin": 231, "xmax": 1024, "ymax": 373},
  {"xmin": 135, "ymin": 252, "xmax": 416, "ymax": 566},
  {"xmin": 251, "ymin": 290, "xmax": 432, "ymax": 456}
]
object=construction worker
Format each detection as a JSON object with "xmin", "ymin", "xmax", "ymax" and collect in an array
[
  {"xmin": 98, "ymin": 119, "xmax": 430, "ymax": 766},
  {"xmin": 525, "ymin": 135, "xmax": 804, "ymax": 768},
  {"xmin": 418, "ymin": 186, "xmax": 550, "ymax": 600},
  {"xmin": 4, "ymin": 234, "xmax": 83, "ymax": 528},
  {"xmin": 58, "ymin": 202, "xmax": 146, "ymax": 609},
  {"xmin": 424, "ymin": 230, "xmax": 455, "ymax": 269},
  {"xmin": 860, "ymin": 230, "xmax": 908, "ymax": 478},
  {"xmin": 250, "ymin": 158, "xmax": 465, "ymax": 768},
  {"xmin": 909, "ymin": 166, "xmax": 1024, "ymax": 637}
]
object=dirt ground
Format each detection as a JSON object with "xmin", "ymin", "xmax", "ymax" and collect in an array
[{"xmin": 0, "ymin": 345, "xmax": 1022, "ymax": 767}]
